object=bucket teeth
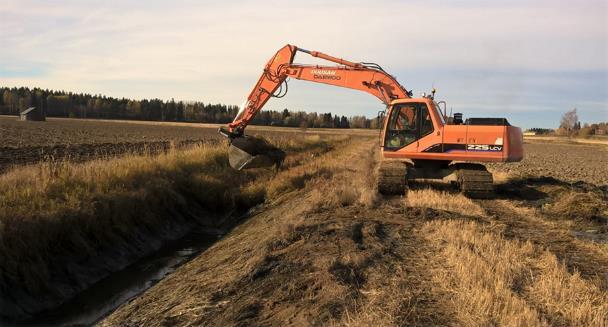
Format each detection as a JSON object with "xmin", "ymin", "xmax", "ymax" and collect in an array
[{"xmin": 228, "ymin": 136, "xmax": 285, "ymax": 170}]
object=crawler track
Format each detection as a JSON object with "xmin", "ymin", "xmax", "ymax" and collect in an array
[
  {"xmin": 456, "ymin": 163, "xmax": 494, "ymax": 199},
  {"xmin": 377, "ymin": 161, "xmax": 408, "ymax": 195}
]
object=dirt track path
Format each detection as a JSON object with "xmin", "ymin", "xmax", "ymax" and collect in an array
[{"xmin": 102, "ymin": 201, "xmax": 456, "ymax": 326}]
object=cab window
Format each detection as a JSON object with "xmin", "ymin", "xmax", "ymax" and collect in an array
[{"xmin": 384, "ymin": 103, "xmax": 434, "ymax": 150}]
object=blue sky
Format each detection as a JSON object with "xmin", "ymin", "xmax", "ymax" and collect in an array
[{"xmin": 1, "ymin": 0, "xmax": 606, "ymax": 128}]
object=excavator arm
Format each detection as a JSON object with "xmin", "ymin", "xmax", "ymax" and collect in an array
[
  {"xmin": 220, "ymin": 44, "xmax": 411, "ymax": 170},
  {"xmin": 223, "ymin": 44, "xmax": 410, "ymax": 138}
]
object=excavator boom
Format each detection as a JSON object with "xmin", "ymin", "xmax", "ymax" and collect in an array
[
  {"xmin": 220, "ymin": 44, "xmax": 410, "ymax": 169},
  {"xmin": 224, "ymin": 44, "xmax": 409, "ymax": 137}
]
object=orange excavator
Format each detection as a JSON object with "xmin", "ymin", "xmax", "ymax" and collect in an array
[{"xmin": 219, "ymin": 44, "xmax": 523, "ymax": 197}]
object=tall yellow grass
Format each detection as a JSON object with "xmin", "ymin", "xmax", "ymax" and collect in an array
[{"xmin": 0, "ymin": 134, "xmax": 345, "ymax": 302}]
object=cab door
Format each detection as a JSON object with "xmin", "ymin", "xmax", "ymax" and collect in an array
[
  {"xmin": 384, "ymin": 103, "xmax": 418, "ymax": 152},
  {"xmin": 384, "ymin": 103, "xmax": 434, "ymax": 152},
  {"xmin": 416, "ymin": 104, "xmax": 435, "ymax": 151}
]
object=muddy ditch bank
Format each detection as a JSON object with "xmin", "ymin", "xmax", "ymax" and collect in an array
[{"xmin": 100, "ymin": 193, "xmax": 467, "ymax": 326}]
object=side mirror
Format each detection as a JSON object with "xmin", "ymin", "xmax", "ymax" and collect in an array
[
  {"xmin": 376, "ymin": 110, "xmax": 387, "ymax": 147},
  {"xmin": 376, "ymin": 110, "xmax": 386, "ymax": 129}
]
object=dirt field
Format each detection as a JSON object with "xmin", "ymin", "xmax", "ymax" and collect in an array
[
  {"xmin": 102, "ymin": 139, "xmax": 608, "ymax": 326},
  {"xmin": 487, "ymin": 141, "xmax": 608, "ymax": 185},
  {"xmin": 0, "ymin": 116, "xmax": 220, "ymax": 172},
  {"xmin": 0, "ymin": 116, "xmax": 370, "ymax": 172},
  {"xmin": 0, "ymin": 116, "xmax": 373, "ymax": 148}
]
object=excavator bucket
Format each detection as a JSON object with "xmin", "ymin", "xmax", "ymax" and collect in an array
[{"xmin": 228, "ymin": 135, "xmax": 286, "ymax": 170}]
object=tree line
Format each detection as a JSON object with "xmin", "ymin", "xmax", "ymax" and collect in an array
[
  {"xmin": 556, "ymin": 108, "xmax": 607, "ymax": 138},
  {"xmin": 0, "ymin": 86, "xmax": 379, "ymax": 129}
]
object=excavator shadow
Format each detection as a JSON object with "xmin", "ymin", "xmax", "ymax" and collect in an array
[
  {"xmin": 494, "ymin": 178, "xmax": 550, "ymax": 201},
  {"xmin": 494, "ymin": 176, "xmax": 606, "ymax": 202}
]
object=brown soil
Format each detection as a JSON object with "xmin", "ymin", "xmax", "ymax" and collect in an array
[
  {"xmin": 0, "ymin": 116, "xmax": 222, "ymax": 148},
  {"xmin": 487, "ymin": 142, "xmax": 608, "ymax": 185},
  {"xmin": 492, "ymin": 178, "xmax": 608, "ymax": 279},
  {"xmin": 0, "ymin": 116, "xmax": 368, "ymax": 149}
]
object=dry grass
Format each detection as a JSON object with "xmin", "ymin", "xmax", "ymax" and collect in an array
[
  {"xmin": 401, "ymin": 186, "xmax": 607, "ymax": 326},
  {"xmin": 405, "ymin": 188, "xmax": 485, "ymax": 216},
  {"xmin": 425, "ymin": 220, "xmax": 546, "ymax": 326},
  {"xmin": 100, "ymin": 137, "xmax": 381, "ymax": 326},
  {"xmin": 0, "ymin": 133, "xmax": 349, "ymax": 317},
  {"xmin": 264, "ymin": 140, "xmax": 379, "ymax": 252},
  {"xmin": 307, "ymin": 141, "xmax": 379, "ymax": 210},
  {"xmin": 1, "ymin": 144, "xmax": 239, "ymax": 298},
  {"xmin": 333, "ymin": 262, "xmax": 414, "ymax": 327},
  {"xmin": 528, "ymin": 252, "xmax": 608, "ymax": 326},
  {"xmin": 423, "ymin": 219, "xmax": 608, "ymax": 326}
]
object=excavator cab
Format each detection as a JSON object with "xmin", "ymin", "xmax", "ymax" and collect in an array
[{"xmin": 384, "ymin": 102, "xmax": 434, "ymax": 150}]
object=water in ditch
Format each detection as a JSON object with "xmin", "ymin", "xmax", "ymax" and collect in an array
[{"xmin": 20, "ymin": 228, "xmax": 222, "ymax": 327}]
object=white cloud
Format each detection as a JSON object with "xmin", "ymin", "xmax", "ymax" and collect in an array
[{"xmin": 0, "ymin": 0, "xmax": 606, "ymax": 127}]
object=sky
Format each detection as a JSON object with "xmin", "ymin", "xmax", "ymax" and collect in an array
[{"xmin": 1, "ymin": 0, "xmax": 607, "ymax": 128}]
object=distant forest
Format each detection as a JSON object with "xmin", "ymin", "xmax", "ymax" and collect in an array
[{"xmin": 0, "ymin": 86, "xmax": 379, "ymax": 129}]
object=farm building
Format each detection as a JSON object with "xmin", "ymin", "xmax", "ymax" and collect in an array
[{"xmin": 19, "ymin": 107, "xmax": 45, "ymax": 121}]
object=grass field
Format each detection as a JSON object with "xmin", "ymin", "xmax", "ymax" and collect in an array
[{"xmin": 1, "ymin": 118, "xmax": 607, "ymax": 325}]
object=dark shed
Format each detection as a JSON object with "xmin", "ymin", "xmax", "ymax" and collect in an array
[{"xmin": 19, "ymin": 107, "xmax": 45, "ymax": 121}]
